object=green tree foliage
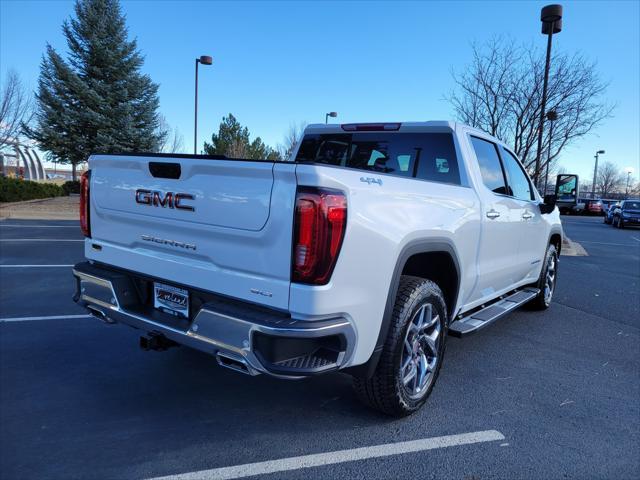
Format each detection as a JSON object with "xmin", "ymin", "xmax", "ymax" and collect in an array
[
  {"xmin": 25, "ymin": 0, "xmax": 165, "ymax": 179},
  {"xmin": 203, "ymin": 114, "xmax": 281, "ymax": 160},
  {"xmin": 0, "ymin": 177, "xmax": 65, "ymax": 202}
]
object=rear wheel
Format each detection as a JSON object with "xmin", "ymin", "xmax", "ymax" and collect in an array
[
  {"xmin": 527, "ymin": 243, "xmax": 558, "ymax": 310},
  {"xmin": 353, "ymin": 276, "xmax": 447, "ymax": 416}
]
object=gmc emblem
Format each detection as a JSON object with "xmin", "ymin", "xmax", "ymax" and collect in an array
[{"xmin": 135, "ymin": 189, "xmax": 195, "ymax": 211}]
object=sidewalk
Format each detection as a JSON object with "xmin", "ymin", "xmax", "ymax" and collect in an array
[{"xmin": 0, "ymin": 196, "xmax": 79, "ymax": 220}]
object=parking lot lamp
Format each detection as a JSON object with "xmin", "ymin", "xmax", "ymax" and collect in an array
[
  {"xmin": 590, "ymin": 149, "xmax": 605, "ymax": 199},
  {"xmin": 625, "ymin": 168, "xmax": 634, "ymax": 199},
  {"xmin": 194, "ymin": 55, "xmax": 213, "ymax": 154},
  {"xmin": 533, "ymin": 4, "xmax": 563, "ymax": 189},
  {"xmin": 543, "ymin": 109, "xmax": 558, "ymax": 195},
  {"xmin": 325, "ymin": 112, "xmax": 338, "ymax": 124}
]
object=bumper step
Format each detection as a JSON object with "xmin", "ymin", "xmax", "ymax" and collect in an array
[
  {"xmin": 449, "ymin": 287, "xmax": 540, "ymax": 338},
  {"xmin": 273, "ymin": 349, "xmax": 338, "ymax": 371}
]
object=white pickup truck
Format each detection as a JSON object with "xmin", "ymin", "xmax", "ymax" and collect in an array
[{"xmin": 73, "ymin": 121, "xmax": 563, "ymax": 416}]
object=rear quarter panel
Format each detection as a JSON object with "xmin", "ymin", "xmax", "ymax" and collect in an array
[{"xmin": 291, "ymin": 164, "xmax": 481, "ymax": 366}]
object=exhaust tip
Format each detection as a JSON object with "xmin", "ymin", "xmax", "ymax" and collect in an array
[
  {"xmin": 216, "ymin": 352, "xmax": 251, "ymax": 375},
  {"xmin": 87, "ymin": 306, "xmax": 115, "ymax": 324}
]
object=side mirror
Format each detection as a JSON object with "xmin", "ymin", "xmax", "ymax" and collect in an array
[
  {"xmin": 540, "ymin": 194, "xmax": 557, "ymax": 214},
  {"xmin": 555, "ymin": 174, "xmax": 579, "ymax": 202}
]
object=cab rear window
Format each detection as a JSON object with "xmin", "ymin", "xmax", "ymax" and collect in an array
[{"xmin": 295, "ymin": 132, "xmax": 461, "ymax": 185}]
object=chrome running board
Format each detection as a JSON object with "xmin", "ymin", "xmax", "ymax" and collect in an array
[{"xmin": 449, "ymin": 288, "xmax": 540, "ymax": 338}]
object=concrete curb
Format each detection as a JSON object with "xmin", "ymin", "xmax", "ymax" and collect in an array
[
  {"xmin": 0, "ymin": 196, "xmax": 79, "ymax": 220},
  {"xmin": 0, "ymin": 197, "xmax": 61, "ymax": 208},
  {"xmin": 562, "ymin": 236, "xmax": 588, "ymax": 256}
]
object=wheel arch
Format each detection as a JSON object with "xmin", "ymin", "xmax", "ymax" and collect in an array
[
  {"xmin": 549, "ymin": 228, "xmax": 562, "ymax": 255},
  {"xmin": 347, "ymin": 238, "xmax": 461, "ymax": 378}
]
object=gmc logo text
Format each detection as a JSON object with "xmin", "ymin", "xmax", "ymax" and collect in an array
[{"xmin": 135, "ymin": 189, "xmax": 195, "ymax": 211}]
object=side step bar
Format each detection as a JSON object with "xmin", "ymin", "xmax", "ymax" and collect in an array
[{"xmin": 449, "ymin": 287, "xmax": 540, "ymax": 338}]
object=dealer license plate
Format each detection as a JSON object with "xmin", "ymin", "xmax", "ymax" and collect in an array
[{"xmin": 153, "ymin": 282, "xmax": 189, "ymax": 318}]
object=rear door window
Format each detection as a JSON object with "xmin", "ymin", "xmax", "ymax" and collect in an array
[
  {"xmin": 469, "ymin": 136, "xmax": 508, "ymax": 195},
  {"xmin": 295, "ymin": 132, "xmax": 460, "ymax": 185}
]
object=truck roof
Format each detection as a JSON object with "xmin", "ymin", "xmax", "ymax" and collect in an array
[
  {"xmin": 303, "ymin": 121, "xmax": 508, "ymax": 148},
  {"xmin": 305, "ymin": 121, "xmax": 455, "ymax": 133}
]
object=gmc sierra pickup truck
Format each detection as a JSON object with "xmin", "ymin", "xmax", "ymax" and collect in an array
[{"xmin": 73, "ymin": 121, "xmax": 563, "ymax": 416}]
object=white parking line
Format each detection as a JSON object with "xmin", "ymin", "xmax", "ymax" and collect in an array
[
  {"xmin": 0, "ymin": 265, "xmax": 73, "ymax": 268},
  {"xmin": 148, "ymin": 430, "xmax": 505, "ymax": 480},
  {"xmin": 0, "ymin": 239, "xmax": 83, "ymax": 242},
  {"xmin": 572, "ymin": 239, "xmax": 639, "ymax": 247},
  {"xmin": 632, "ymin": 236, "xmax": 640, "ymax": 243},
  {"xmin": 0, "ymin": 224, "xmax": 78, "ymax": 228},
  {"xmin": 0, "ymin": 314, "xmax": 91, "ymax": 323}
]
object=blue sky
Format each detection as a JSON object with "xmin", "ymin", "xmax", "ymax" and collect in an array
[{"xmin": 1, "ymin": 0, "xmax": 638, "ymax": 182}]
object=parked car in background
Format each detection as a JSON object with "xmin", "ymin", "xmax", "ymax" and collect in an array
[
  {"xmin": 580, "ymin": 199, "xmax": 604, "ymax": 216},
  {"xmin": 611, "ymin": 200, "xmax": 640, "ymax": 228},
  {"xmin": 570, "ymin": 198, "xmax": 586, "ymax": 215},
  {"xmin": 604, "ymin": 202, "xmax": 620, "ymax": 224}
]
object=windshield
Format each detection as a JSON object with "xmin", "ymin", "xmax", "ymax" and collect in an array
[{"xmin": 623, "ymin": 201, "xmax": 640, "ymax": 210}]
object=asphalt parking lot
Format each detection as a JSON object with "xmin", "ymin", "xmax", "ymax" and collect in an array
[{"xmin": 1, "ymin": 216, "xmax": 639, "ymax": 480}]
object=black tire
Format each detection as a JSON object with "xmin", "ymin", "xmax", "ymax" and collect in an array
[
  {"xmin": 352, "ymin": 276, "xmax": 447, "ymax": 417},
  {"xmin": 526, "ymin": 243, "xmax": 558, "ymax": 310}
]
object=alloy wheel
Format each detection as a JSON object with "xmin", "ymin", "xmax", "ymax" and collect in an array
[
  {"xmin": 544, "ymin": 252, "xmax": 557, "ymax": 305},
  {"xmin": 400, "ymin": 303, "xmax": 441, "ymax": 399}
]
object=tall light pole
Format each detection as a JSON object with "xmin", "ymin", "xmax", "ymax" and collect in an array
[
  {"xmin": 194, "ymin": 55, "xmax": 213, "ymax": 154},
  {"xmin": 625, "ymin": 167, "xmax": 634, "ymax": 199},
  {"xmin": 533, "ymin": 4, "xmax": 563, "ymax": 189},
  {"xmin": 590, "ymin": 149, "xmax": 605, "ymax": 199},
  {"xmin": 543, "ymin": 109, "xmax": 558, "ymax": 195},
  {"xmin": 325, "ymin": 111, "xmax": 338, "ymax": 124}
]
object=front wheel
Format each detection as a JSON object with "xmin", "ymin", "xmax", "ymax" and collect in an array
[
  {"xmin": 527, "ymin": 243, "xmax": 558, "ymax": 310},
  {"xmin": 352, "ymin": 276, "xmax": 447, "ymax": 416}
]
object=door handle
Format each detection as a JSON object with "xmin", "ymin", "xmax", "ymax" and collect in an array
[
  {"xmin": 522, "ymin": 212, "xmax": 533, "ymax": 220},
  {"xmin": 486, "ymin": 210, "xmax": 500, "ymax": 219}
]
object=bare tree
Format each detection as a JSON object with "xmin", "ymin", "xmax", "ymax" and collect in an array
[
  {"xmin": 278, "ymin": 121, "xmax": 307, "ymax": 160},
  {"xmin": 448, "ymin": 38, "xmax": 613, "ymax": 177},
  {"xmin": 227, "ymin": 138, "xmax": 248, "ymax": 158},
  {"xmin": 597, "ymin": 161, "xmax": 625, "ymax": 198},
  {"xmin": 157, "ymin": 115, "xmax": 183, "ymax": 153},
  {"xmin": 1, "ymin": 70, "xmax": 33, "ymax": 151},
  {"xmin": 166, "ymin": 128, "xmax": 184, "ymax": 154}
]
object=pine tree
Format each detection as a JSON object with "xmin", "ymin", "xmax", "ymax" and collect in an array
[
  {"xmin": 25, "ymin": 0, "xmax": 165, "ymax": 179},
  {"xmin": 204, "ymin": 113, "xmax": 281, "ymax": 160}
]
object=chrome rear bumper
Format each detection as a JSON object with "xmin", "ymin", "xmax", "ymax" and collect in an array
[{"xmin": 72, "ymin": 262, "xmax": 355, "ymax": 378}]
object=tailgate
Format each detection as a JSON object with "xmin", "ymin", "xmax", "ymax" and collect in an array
[{"xmin": 86, "ymin": 154, "xmax": 297, "ymax": 309}]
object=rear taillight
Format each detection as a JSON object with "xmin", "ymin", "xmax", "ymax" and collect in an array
[
  {"xmin": 80, "ymin": 170, "xmax": 91, "ymax": 237},
  {"xmin": 292, "ymin": 188, "xmax": 347, "ymax": 285}
]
